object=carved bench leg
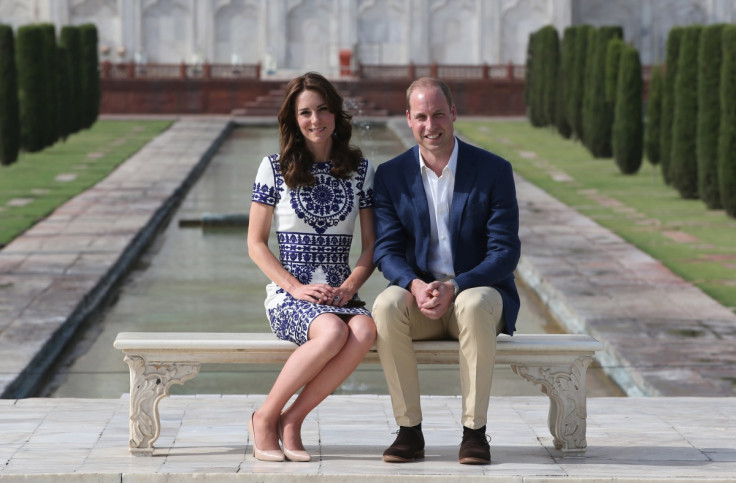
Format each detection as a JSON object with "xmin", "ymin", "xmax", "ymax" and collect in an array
[
  {"xmin": 123, "ymin": 355, "xmax": 201, "ymax": 454},
  {"xmin": 511, "ymin": 356, "xmax": 593, "ymax": 456}
]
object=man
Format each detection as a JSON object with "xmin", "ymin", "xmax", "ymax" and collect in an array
[{"xmin": 372, "ymin": 77, "xmax": 521, "ymax": 465}]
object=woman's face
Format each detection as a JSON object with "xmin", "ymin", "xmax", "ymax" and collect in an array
[{"xmin": 295, "ymin": 89, "xmax": 335, "ymax": 154}]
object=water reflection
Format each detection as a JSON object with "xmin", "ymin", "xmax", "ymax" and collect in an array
[{"xmin": 45, "ymin": 124, "xmax": 623, "ymax": 398}]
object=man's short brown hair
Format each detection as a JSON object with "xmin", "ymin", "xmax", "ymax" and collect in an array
[{"xmin": 406, "ymin": 77, "xmax": 454, "ymax": 112}]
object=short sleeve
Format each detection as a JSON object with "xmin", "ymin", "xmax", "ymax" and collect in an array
[
  {"xmin": 358, "ymin": 158, "xmax": 375, "ymax": 209},
  {"xmin": 252, "ymin": 155, "xmax": 280, "ymax": 206}
]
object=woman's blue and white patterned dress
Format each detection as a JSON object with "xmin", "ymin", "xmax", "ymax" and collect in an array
[{"xmin": 251, "ymin": 154, "xmax": 374, "ymax": 345}]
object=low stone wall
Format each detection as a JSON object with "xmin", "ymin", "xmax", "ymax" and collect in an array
[
  {"xmin": 100, "ymin": 78, "xmax": 526, "ymax": 116},
  {"xmin": 101, "ymin": 78, "xmax": 275, "ymax": 115}
]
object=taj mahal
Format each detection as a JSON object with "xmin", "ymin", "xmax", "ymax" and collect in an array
[{"xmin": 1, "ymin": 0, "xmax": 735, "ymax": 78}]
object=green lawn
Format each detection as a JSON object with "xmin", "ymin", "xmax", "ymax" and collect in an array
[
  {"xmin": 0, "ymin": 120, "xmax": 172, "ymax": 245},
  {"xmin": 455, "ymin": 120, "xmax": 736, "ymax": 314}
]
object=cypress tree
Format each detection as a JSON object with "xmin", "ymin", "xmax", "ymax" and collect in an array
[
  {"xmin": 671, "ymin": 25, "xmax": 702, "ymax": 200},
  {"xmin": 16, "ymin": 25, "xmax": 46, "ymax": 153},
  {"xmin": 581, "ymin": 26, "xmax": 598, "ymax": 147},
  {"xmin": 0, "ymin": 24, "xmax": 20, "ymax": 165},
  {"xmin": 524, "ymin": 30, "xmax": 534, "ymax": 120},
  {"xmin": 697, "ymin": 24, "xmax": 726, "ymax": 209},
  {"xmin": 569, "ymin": 25, "xmax": 592, "ymax": 141},
  {"xmin": 645, "ymin": 65, "xmax": 664, "ymax": 166},
  {"xmin": 57, "ymin": 45, "xmax": 73, "ymax": 142},
  {"xmin": 529, "ymin": 30, "xmax": 546, "ymax": 127},
  {"xmin": 660, "ymin": 27, "xmax": 684, "ymax": 185},
  {"xmin": 539, "ymin": 25, "xmax": 559, "ymax": 127},
  {"xmin": 556, "ymin": 26, "xmax": 575, "ymax": 138},
  {"xmin": 583, "ymin": 26, "xmax": 624, "ymax": 158},
  {"xmin": 532, "ymin": 29, "xmax": 547, "ymax": 127},
  {"xmin": 59, "ymin": 26, "xmax": 82, "ymax": 134},
  {"xmin": 605, "ymin": 38, "xmax": 625, "ymax": 104},
  {"xmin": 40, "ymin": 23, "xmax": 58, "ymax": 148},
  {"xmin": 79, "ymin": 23, "xmax": 99, "ymax": 129},
  {"xmin": 718, "ymin": 25, "xmax": 736, "ymax": 217},
  {"xmin": 612, "ymin": 45, "xmax": 643, "ymax": 175},
  {"xmin": 528, "ymin": 26, "xmax": 544, "ymax": 125}
]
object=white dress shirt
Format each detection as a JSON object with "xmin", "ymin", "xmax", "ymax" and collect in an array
[{"xmin": 419, "ymin": 137, "xmax": 459, "ymax": 280}]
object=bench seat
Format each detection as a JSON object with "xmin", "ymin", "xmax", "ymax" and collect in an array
[{"xmin": 114, "ymin": 332, "xmax": 603, "ymax": 456}]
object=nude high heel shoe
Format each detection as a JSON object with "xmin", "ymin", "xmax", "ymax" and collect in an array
[
  {"xmin": 278, "ymin": 417, "xmax": 311, "ymax": 462},
  {"xmin": 248, "ymin": 412, "xmax": 284, "ymax": 462}
]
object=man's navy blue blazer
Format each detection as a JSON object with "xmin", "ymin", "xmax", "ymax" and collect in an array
[{"xmin": 372, "ymin": 138, "xmax": 521, "ymax": 335}]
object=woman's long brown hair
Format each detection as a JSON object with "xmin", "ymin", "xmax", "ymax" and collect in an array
[{"xmin": 277, "ymin": 72, "xmax": 364, "ymax": 188}]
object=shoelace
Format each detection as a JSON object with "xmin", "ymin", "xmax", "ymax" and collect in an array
[{"xmin": 461, "ymin": 433, "xmax": 491, "ymax": 445}]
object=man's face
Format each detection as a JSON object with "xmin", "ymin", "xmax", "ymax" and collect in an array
[{"xmin": 406, "ymin": 86, "xmax": 457, "ymax": 159}]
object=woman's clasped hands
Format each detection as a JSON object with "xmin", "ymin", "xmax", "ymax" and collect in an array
[{"xmin": 291, "ymin": 283, "xmax": 354, "ymax": 307}]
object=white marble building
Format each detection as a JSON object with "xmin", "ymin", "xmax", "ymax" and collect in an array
[{"xmin": 0, "ymin": 0, "xmax": 734, "ymax": 78}]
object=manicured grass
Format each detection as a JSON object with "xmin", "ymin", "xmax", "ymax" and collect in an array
[
  {"xmin": 0, "ymin": 120, "xmax": 172, "ymax": 245},
  {"xmin": 455, "ymin": 120, "xmax": 736, "ymax": 313}
]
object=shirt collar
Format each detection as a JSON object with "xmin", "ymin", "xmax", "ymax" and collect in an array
[{"xmin": 418, "ymin": 136, "xmax": 459, "ymax": 177}]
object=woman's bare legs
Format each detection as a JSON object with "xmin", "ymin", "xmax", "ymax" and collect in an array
[
  {"xmin": 251, "ymin": 313, "xmax": 375, "ymax": 453},
  {"xmin": 280, "ymin": 314, "xmax": 376, "ymax": 451}
]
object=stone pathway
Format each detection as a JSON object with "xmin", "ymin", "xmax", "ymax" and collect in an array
[
  {"xmin": 0, "ymin": 395, "xmax": 734, "ymax": 481},
  {"xmin": 514, "ymin": 169, "xmax": 736, "ymax": 397},
  {"xmin": 0, "ymin": 117, "xmax": 232, "ymax": 398}
]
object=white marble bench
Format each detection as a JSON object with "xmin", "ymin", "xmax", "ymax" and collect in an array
[{"xmin": 113, "ymin": 332, "xmax": 603, "ymax": 456}]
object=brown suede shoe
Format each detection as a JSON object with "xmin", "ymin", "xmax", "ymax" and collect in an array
[
  {"xmin": 459, "ymin": 426, "xmax": 491, "ymax": 464},
  {"xmin": 382, "ymin": 425, "xmax": 425, "ymax": 463}
]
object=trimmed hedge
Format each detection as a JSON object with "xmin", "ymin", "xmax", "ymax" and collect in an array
[
  {"xmin": 660, "ymin": 27, "xmax": 684, "ymax": 185},
  {"xmin": 556, "ymin": 26, "xmax": 576, "ymax": 138},
  {"xmin": 645, "ymin": 65, "xmax": 664, "ymax": 166},
  {"xmin": 583, "ymin": 26, "xmax": 623, "ymax": 158},
  {"xmin": 569, "ymin": 25, "xmax": 593, "ymax": 141},
  {"xmin": 524, "ymin": 30, "xmax": 534, "ymax": 116},
  {"xmin": 605, "ymin": 38, "xmax": 625, "ymax": 104},
  {"xmin": 526, "ymin": 31, "xmax": 545, "ymax": 127},
  {"xmin": 40, "ymin": 23, "xmax": 58, "ymax": 148},
  {"xmin": 79, "ymin": 23, "xmax": 99, "ymax": 129},
  {"xmin": 719, "ymin": 25, "xmax": 736, "ymax": 217},
  {"xmin": 526, "ymin": 27, "xmax": 560, "ymax": 128},
  {"xmin": 59, "ymin": 25, "xmax": 82, "ymax": 134},
  {"xmin": 697, "ymin": 24, "xmax": 727, "ymax": 209},
  {"xmin": 580, "ymin": 26, "xmax": 598, "ymax": 147},
  {"xmin": 612, "ymin": 45, "xmax": 643, "ymax": 175},
  {"xmin": 0, "ymin": 24, "xmax": 20, "ymax": 165},
  {"xmin": 540, "ymin": 25, "xmax": 560, "ymax": 127},
  {"xmin": 671, "ymin": 25, "xmax": 702, "ymax": 200},
  {"xmin": 57, "ymin": 45, "xmax": 73, "ymax": 142},
  {"xmin": 16, "ymin": 25, "xmax": 46, "ymax": 153}
]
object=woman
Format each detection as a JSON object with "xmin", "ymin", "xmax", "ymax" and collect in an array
[{"xmin": 247, "ymin": 72, "xmax": 376, "ymax": 462}]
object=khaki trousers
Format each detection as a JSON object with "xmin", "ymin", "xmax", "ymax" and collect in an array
[{"xmin": 373, "ymin": 285, "xmax": 504, "ymax": 430}]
